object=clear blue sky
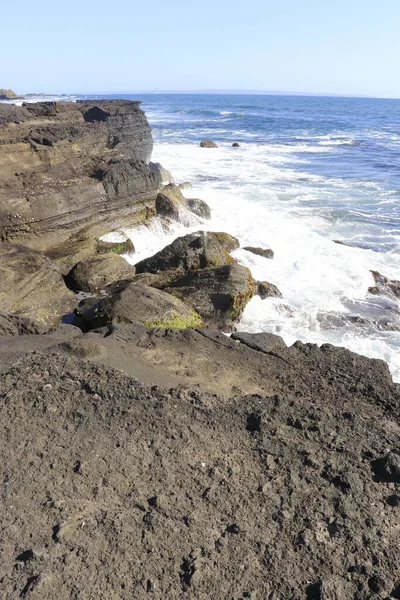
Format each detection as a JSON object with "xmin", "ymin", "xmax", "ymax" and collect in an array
[{"xmin": 2, "ymin": 0, "xmax": 399, "ymax": 98}]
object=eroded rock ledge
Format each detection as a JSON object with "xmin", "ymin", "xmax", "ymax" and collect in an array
[{"xmin": 0, "ymin": 100, "xmax": 160, "ymax": 249}]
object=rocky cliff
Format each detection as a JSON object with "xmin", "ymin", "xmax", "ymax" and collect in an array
[{"xmin": 0, "ymin": 100, "xmax": 161, "ymax": 250}]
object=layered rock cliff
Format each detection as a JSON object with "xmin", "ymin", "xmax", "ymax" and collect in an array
[{"xmin": 0, "ymin": 100, "xmax": 161, "ymax": 250}]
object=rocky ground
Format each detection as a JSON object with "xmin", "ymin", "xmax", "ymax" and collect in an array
[{"xmin": 0, "ymin": 327, "xmax": 399, "ymax": 599}]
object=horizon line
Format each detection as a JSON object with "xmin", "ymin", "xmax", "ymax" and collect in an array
[{"xmin": 15, "ymin": 89, "xmax": 400, "ymax": 100}]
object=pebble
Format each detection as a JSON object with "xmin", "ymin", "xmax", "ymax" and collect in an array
[{"xmin": 42, "ymin": 384, "xmax": 52, "ymax": 392}]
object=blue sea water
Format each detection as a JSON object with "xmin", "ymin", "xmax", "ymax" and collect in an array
[{"xmin": 8, "ymin": 93, "xmax": 400, "ymax": 380}]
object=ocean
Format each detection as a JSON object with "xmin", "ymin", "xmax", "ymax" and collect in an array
[{"xmin": 7, "ymin": 93, "xmax": 400, "ymax": 381}]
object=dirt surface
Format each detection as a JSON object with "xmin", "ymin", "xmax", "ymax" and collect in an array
[{"xmin": 0, "ymin": 331, "xmax": 399, "ymax": 599}]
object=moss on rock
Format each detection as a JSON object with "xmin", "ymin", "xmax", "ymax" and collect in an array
[{"xmin": 143, "ymin": 309, "xmax": 203, "ymax": 329}]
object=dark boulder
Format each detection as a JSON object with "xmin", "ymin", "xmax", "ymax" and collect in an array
[
  {"xmin": 200, "ymin": 140, "xmax": 218, "ymax": 148},
  {"xmin": 244, "ymin": 246, "xmax": 274, "ymax": 259},
  {"xmin": 232, "ymin": 142, "xmax": 240, "ymax": 147},
  {"xmin": 65, "ymin": 254, "xmax": 136, "ymax": 292},
  {"xmin": 165, "ymin": 264, "xmax": 257, "ymax": 331},
  {"xmin": 369, "ymin": 271, "xmax": 400, "ymax": 298},
  {"xmin": 135, "ymin": 231, "xmax": 238, "ymax": 281},
  {"xmin": 257, "ymin": 281, "xmax": 282, "ymax": 299}
]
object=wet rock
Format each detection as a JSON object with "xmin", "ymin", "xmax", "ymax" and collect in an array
[
  {"xmin": 96, "ymin": 238, "xmax": 135, "ymax": 255},
  {"xmin": 232, "ymin": 142, "xmax": 240, "ymax": 147},
  {"xmin": 369, "ymin": 270, "xmax": 400, "ymax": 298},
  {"xmin": 149, "ymin": 162, "xmax": 174, "ymax": 184},
  {"xmin": 200, "ymin": 140, "xmax": 218, "ymax": 148},
  {"xmin": 135, "ymin": 231, "xmax": 237, "ymax": 281},
  {"xmin": 65, "ymin": 253, "xmax": 136, "ymax": 292},
  {"xmin": 244, "ymin": 246, "xmax": 274, "ymax": 259},
  {"xmin": 155, "ymin": 184, "xmax": 189, "ymax": 221},
  {"xmin": 179, "ymin": 182, "xmax": 192, "ymax": 190},
  {"xmin": 166, "ymin": 264, "xmax": 257, "ymax": 330},
  {"xmin": 187, "ymin": 198, "xmax": 211, "ymax": 219},
  {"xmin": 257, "ymin": 281, "xmax": 282, "ymax": 299}
]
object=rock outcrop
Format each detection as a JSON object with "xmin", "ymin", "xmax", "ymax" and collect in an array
[{"xmin": 0, "ymin": 100, "xmax": 161, "ymax": 250}]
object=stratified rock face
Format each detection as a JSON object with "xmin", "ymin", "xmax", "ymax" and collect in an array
[
  {"xmin": 0, "ymin": 100, "xmax": 161, "ymax": 248},
  {"xmin": 0, "ymin": 243, "xmax": 75, "ymax": 329}
]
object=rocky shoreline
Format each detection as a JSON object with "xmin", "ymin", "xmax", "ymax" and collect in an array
[{"xmin": 0, "ymin": 100, "xmax": 399, "ymax": 599}]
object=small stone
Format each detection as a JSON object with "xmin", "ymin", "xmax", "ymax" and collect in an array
[
  {"xmin": 200, "ymin": 140, "xmax": 218, "ymax": 148},
  {"xmin": 387, "ymin": 494, "xmax": 400, "ymax": 507},
  {"xmin": 42, "ymin": 384, "xmax": 52, "ymax": 392}
]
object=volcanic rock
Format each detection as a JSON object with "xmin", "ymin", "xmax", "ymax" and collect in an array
[{"xmin": 0, "ymin": 340, "xmax": 398, "ymax": 598}]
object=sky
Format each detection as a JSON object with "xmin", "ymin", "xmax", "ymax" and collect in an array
[{"xmin": 1, "ymin": 0, "xmax": 400, "ymax": 98}]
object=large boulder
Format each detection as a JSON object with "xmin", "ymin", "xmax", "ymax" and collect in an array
[
  {"xmin": 65, "ymin": 253, "xmax": 136, "ymax": 292},
  {"xmin": 0, "ymin": 244, "xmax": 75, "ymax": 330},
  {"xmin": 135, "ymin": 231, "xmax": 238, "ymax": 281},
  {"xmin": 78, "ymin": 282, "xmax": 203, "ymax": 330},
  {"xmin": 165, "ymin": 264, "xmax": 257, "ymax": 330}
]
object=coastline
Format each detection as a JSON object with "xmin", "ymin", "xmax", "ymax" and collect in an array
[{"xmin": 0, "ymin": 98, "xmax": 399, "ymax": 599}]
